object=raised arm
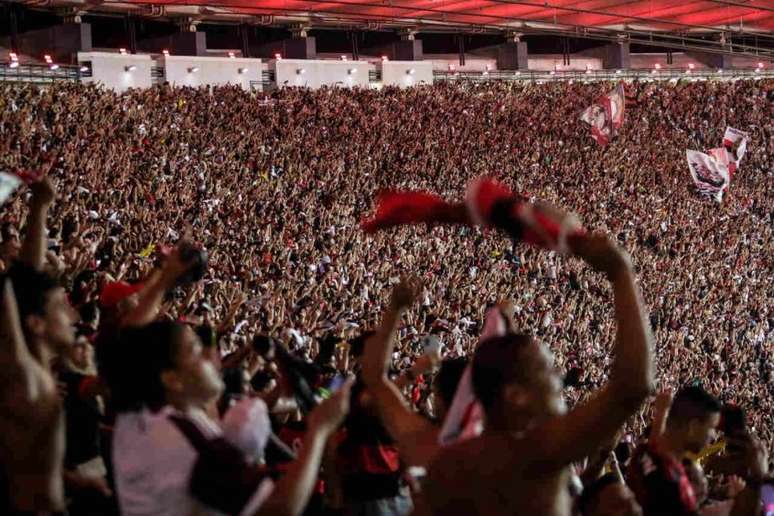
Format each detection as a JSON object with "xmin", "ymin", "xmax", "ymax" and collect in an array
[
  {"xmin": 0, "ymin": 279, "xmax": 37, "ymax": 400},
  {"xmin": 20, "ymin": 177, "xmax": 56, "ymax": 271},
  {"xmin": 255, "ymin": 379, "xmax": 352, "ymax": 516},
  {"xmin": 121, "ymin": 247, "xmax": 191, "ymax": 328},
  {"xmin": 527, "ymin": 234, "xmax": 655, "ymax": 470},
  {"xmin": 360, "ymin": 279, "xmax": 440, "ymax": 467}
]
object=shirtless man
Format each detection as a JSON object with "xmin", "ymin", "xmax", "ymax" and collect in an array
[
  {"xmin": 0, "ymin": 173, "xmax": 79, "ymax": 514},
  {"xmin": 418, "ymin": 233, "xmax": 655, "ymax": 515},
  {"xmin": 0, "ymin": 267, "xmax": 78, "ymax": 514}
]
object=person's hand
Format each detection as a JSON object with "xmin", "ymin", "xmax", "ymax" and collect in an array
[
  {"xmin": 160, "ymin": 243, "xmax": 194, "ymax": 285},
  {"xmin": 653, "ymin": 388, "xmax": 673, "ymax": 416},
  {"xmin": 30, "ymin": 176, "xmax": 57, "ymax": 208},
  {"xmin": 307, "ymin": 376, "xmax": 354, "ymax": 437},
  {"xmin": 725, "ymin": 475, "xmax": 746, "ymax": 498},
  {"xmin": 411, "ymin": 350, "xmax": 441, "ymax": 376},
  {"xmin": 570, "ymin": 233, "xmax": 632, "ymax": 280},
  {"xmin": 389, "ymin": 277, "xmax": 420, "ymax": 310}
]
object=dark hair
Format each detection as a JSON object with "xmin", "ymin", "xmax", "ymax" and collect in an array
[
  {"xmin": 1, "ymin": 222, "xmax": 17, "ymax": 242},
  {"xmin": 104, "ymin": 321, "xmax": 185, "ymax": 413},
  {"xmin": 436, "ymin": 357, "xmax": 468, "ymax": 408},
  {"xmin": 472, "ymin": 333, "xmax": 533, "ymax": 411},
  {"xmin": 578, "ymin": 473, "xmax": 620, "ymax": 514},
  {"xmin": 79, "ymin": 301, "xmax": 99, "ymax": 326},
  {"xmin": 222, "ymin": 367, "xmax": 246, "ymax": 398},
  {"xmin": 667, "ymin": 386, "xmax": 722, "ymax": 428},
  {"xmin": 5, "ymin": 263, "xmax": 59, "ymax": 321},
  {"xmin": 195, "ymin": 324, "xmax": 216, "ymax": 350}
]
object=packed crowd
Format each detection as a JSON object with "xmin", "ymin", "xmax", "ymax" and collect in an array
[{"xmin": 0, "ymin": 77, "xmax": 771, "ymax": 516}]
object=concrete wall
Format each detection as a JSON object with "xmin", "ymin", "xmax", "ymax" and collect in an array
[
  {"xmin": 274, "ymin": 59, "xmax": 373, "ymax": 89},
  {"xmin": 160, "ymin": 55, "xmax": 265, "ymax": 90},
  {"xmin": 381, "ymin": 61, "xmax": 433, "ymax": 88},
  {"xmin": 77, "ymin": 52, "xmax": 153, "ymax": 92}
]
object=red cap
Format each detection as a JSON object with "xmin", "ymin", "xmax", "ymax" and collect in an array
[{"xmin": 99, "ymin": 281, "xmax": 143, "ymax": 308}]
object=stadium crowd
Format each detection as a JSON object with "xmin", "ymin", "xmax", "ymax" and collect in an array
[{"xmin": 0, "ymin": 77, "xmax": 772, "ymax": 516}]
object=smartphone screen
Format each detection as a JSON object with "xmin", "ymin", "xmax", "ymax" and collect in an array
[
  {"xmin": 762, "ymin": 483, "xmax": 774, "ymax": 516},
  {"xmin": 325, "ymin": 375, "xmax": 346, "ymax": 394}
]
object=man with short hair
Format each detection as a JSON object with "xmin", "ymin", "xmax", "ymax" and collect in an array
[
  {"xmin": 628, "ymin": 386, "xmax": 767, "ymax": 516},
  {"xmin": 0, "ymin": 265, "xmax": 78, "ymax": 514},
  {"xmin": 628, "ymin": 386, "xmax": 720, "ymax": 515},
  {"xmin": 422, "ymin": 233, "xmax": 656, "ymax": 516}
]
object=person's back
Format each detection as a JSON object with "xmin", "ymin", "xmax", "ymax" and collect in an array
[{"xmin": 113, "ymin": 406, "xmax": 220, "ymax": 516}]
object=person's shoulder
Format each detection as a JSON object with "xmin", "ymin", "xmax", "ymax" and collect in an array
[{"xmin": 429, "ymin": 435, "xmax": 496, "ymax": 473}]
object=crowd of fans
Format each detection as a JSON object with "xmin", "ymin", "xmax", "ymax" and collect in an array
[{"xmin": 0, "ymin": 77, "xmax": 771, "ymax": 516}]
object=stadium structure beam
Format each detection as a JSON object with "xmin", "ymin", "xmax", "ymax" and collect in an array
[{"xmin": 51, "ymin": 1, "xmax": 774, "ymax": 60}]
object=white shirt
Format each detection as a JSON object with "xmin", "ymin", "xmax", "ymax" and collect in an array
[{"xmin": 113, "ymin": 406, "xmax": 273, "ymax": 516}]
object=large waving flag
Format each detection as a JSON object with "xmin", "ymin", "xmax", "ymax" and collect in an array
[
  {"xmin": 721, "ymin": 127, "xmax": 749, "ymax": 175},
  {"xmin": 687, "ymin": 127, "xmax": 749, "ymax": 202},
  {"xmin": 686, "ymin": 150, "xmax": 730, "ymax": 202},
  {"xmin": 580, "ymin": 83, "xmax": 626, "ymax": 146}
]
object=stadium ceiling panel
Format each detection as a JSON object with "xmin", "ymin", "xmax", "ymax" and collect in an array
[{"xmin": 83, "ymin": 0, "xmax": 774, "ymax": 32}]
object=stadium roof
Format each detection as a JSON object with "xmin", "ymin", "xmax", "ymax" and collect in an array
[{"xmin": 87, "ymin": 1, "xmax": 774, "ymax": 33}]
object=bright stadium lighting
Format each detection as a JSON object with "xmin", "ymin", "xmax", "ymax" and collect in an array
[
  {"xmin": 44, "ymin": 54, "xmax": 53, "ymax": 63},
  {"xmin": 50, "ymin": 63, "xmax": 59, "ymax": 70},
  {"xmin": 9, "ymin": 61, "xmax": 18, "ymax": 68}
]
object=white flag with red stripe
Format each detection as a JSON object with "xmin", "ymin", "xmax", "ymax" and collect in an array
[{"xmin": 580, "ymin": 83, "xmax": 626, "ymax": 146}]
